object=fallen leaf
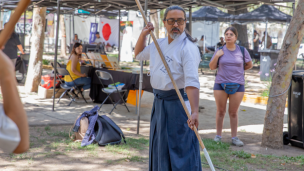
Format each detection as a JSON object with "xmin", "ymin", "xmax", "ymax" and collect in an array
[
  {"xmin": 125, "ymin": 159, "xmax": 130, "ymax": 162},
  {"xmin": 251, "ymin": 154, "xmax": 256, "ymax": 158},
  {"xmin": 281, "ymin": 163, "xmax": 286, "ymax": 166}
]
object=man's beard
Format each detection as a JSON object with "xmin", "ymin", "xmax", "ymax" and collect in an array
[{"xmin": 167, "ymin": 27, "xmax": 181, "ymax": 39}]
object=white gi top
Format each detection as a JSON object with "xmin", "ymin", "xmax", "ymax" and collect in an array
[
  {"xmin": 0, "ymin": 105, "xmax": 20, "ymax": 153},
  {"xmin": 136, "ymin": 31, "xmax": 201, "ymax": 91},
  {"xmin": 95, "ymin": 37, "xmax": 103, "ymax": 44}
]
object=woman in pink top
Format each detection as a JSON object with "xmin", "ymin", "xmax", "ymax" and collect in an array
[{"xmin": 209, "ymin": 27, "xmax": 253, "ymax": 147}]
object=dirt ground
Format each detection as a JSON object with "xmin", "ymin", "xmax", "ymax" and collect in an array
[
  {"xmin": 1, "ymin": 125, "xmax": 304, "ymax": 171},
  {"xmin": 1, "ymin": 67, "xmax": 304, "ymax": 170}
]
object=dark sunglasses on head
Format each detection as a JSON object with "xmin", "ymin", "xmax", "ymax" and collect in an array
[{"xmin": 165, "ymin": 18, "xmax": 186, "ymax": 25}]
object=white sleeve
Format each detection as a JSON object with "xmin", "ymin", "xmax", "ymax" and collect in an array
[
  {"xmin": 0, "ymin": 105, "xmax": 20, "ymax": 153},
  {"xmin": 181, "ymin": 42, "xmax": 201, "ymax": 89},
  {"xmin": 135, "ymin": 44, "xmax": 152, "ymax": 61}
]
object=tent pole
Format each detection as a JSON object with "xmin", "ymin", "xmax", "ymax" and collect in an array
[
  {"xmin": 72, "ymin": 12, "xmax": 75, "ymax": 38},
  {"xmin": 264, "ymin": 20, "xmax": 268, "ymax": 49},
  {"xmin": 252, "ymin": 23, "xmax": 254, "ymax": 50},
  {"xmin": 69, "ymin": 14, "xmax": 71, "ymax": 45},
  {"xmin": 137, "ymin": 0, "xmax": 147, "ymax": 135},
  {"xmin": 118, "ymin": 10, "xmax": 121, "ymax": 63},
  {"xmin": 189, "ymin": 6, "xmax": 192, "ymax": 35},
  {"xmin": 23, "ymin": 10, "xmax": 26, "ymax": 47},
  {"xmin": 203, "ymin": 21, "xmax": 205, "ymax": 54},
  {"xmin": 52, "ymin": 0, "xmax": 61, "ymax": 111}
]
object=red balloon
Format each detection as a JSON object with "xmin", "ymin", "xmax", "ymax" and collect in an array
[{"xmin": 102, "ymin": 23, "xmax": 111, "ymax": 41}]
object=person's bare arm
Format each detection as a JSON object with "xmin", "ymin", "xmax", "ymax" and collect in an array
[
  {"xmin": 71, "ymin": 55, "xmax": 85, "ymax": 77},
  {"xmin": 245, "ymin": 61, "xmax": 253, "ymax": 70},
  {"xmin": 186, "ymin": 87, "xmax": 200, "ymax": 130},
  {"xmin": 0, "ymin": 50, "xmax": 29, "ymax": 153},
  {"xmin": 209, "ymin": 50, "xmax": 224, "ymax": 70},
  {"xmin": 17, "ymin": 45, "xmax": 25, "ymax": 54},
  {"xmin": 134, "ymin": 22, "xmax": 154, "ymax": 57}
]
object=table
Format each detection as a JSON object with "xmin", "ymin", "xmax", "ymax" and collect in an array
[{"xmin": 85, "ymin": 67, "xmax": 152, "ymax": 103}]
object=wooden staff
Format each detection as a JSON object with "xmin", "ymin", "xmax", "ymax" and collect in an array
[
  {"xmin": 0, "ymin": 0, "xmax": 31, "ymax": 48},
  {"xmin": 134, "ymin": 0, "xmax": 215, "ymax": 170}
]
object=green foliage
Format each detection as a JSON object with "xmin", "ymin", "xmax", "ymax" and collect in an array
[
  {"xmin": 42, "ymin": 59, "xmax": 51, "ymax": 65},
  {"xmin": 44, "ymin": 125, "xmax": 51, "ymax": 131},
  {"xmin": 232, "ymin": 150, "xmax": 251, "ymax": 159}
]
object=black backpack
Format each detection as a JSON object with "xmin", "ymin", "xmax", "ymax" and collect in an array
[
  {"xmin": 94, "ymin": 115, "xmax": 126, "ymax": 146},
  {"xmin": 215, "ymin": 45, "xmax": 246, "ymax": 76}
]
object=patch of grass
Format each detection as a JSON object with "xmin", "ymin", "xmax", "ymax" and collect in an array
[
  {"xmin": 47, "ymin": 130, "xmax": 70, "ymax": 138},
  {"xmin": 232, "ymin": 150, "xmax": 251, "ymax": 159},
  {"xmin": 279, "ymin": 155, "xmax": 304, "ymax": 164},
  {"xmin": 239, "ymin": 129, "xmax": 247, "ymax": 132},
  {"xmin": 106, "ymin": 160, "xmax": 114, "ymax": 164},
  {"xmin": 27, "ymin": 157, "xmax": 33, "ymax": 165},
  {"xmin": 50, "ymin": 141, "xmax": 61, "ymax": 149},
  {"xmin": 127, "ymin": 156, "xmax": 146, "ymax": 162},
  {"xmin": 53, "ymin": 151, "xmax": 64, "ymax": 155},
  {"xmin": 261, "ymin": 89, "xmax": 269, "ymax": 97},
  {"xmin": 78, "ymin": 144, "xmax": 98, "ymax": 151},
  {"xmin": 42, "ymin": 59, "xmax": 51, "ymax": 65},
  {"xmin": 202, "ymin": 138, "xmax": 230, "ymax": 151},
  {"xmin": 44, "ymin": 125, "xmax": 51, "ymax": 131},
  {"xmin": 105, "ymin": 137, "xmax": 149, "ymax": 155}
]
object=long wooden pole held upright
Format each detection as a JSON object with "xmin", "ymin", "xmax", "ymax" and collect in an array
[
  {"xmin": 134, "ymin": 0, "xmax": 215, "ymax": 170},
  {"xmin": 0, "ymin": 0, "xmax": 31, "ymax": 48}
]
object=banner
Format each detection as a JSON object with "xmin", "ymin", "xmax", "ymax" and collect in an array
[
  {"xmin": 3, "ymin": 10, "xmax": 11, "ymax": 28},
  {"xmin": 89, "ymin": 23, "xmax": 98, "ymax": 44},
  {"xmin": 99, "ymin": 18, "xmax": 119, "ymax": 46}
]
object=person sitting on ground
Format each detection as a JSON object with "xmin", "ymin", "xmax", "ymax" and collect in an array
[
  {"xmin": 64, "ymin": 43, "xmax": 91, "ymax": 93},
  {"xmin": 217, "ymin": 37, "xmax": 225, "ymax": 48},
  {"xmin": 261, "ymin": 31, "xmax": 272, "ymax": 49},
  {"xmin": 197, "ymin": 35, "xmax": 210, "ymax": 53},
  {"xmin": 209, "ymin": 27, "xmax": 253, "ymax": 147},
  {"xmin": 0, "ymin": 49, "xmax": 29, "ymax": 154}
]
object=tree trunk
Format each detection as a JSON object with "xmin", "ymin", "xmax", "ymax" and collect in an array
[
  {"xmin": 60, "ymin": 15, "xmax": 67, "ymax": 57},
  {"xmin": 228, "ymin": 5, "xmax": 249, "ymax": 49},
  {"xmin": 24, "ymin": 6, "xmax": 46, "ymax": 93},
  {"xmin": 150, "ymin": 9, "xmax": 159, "ymax": 39},
  {"xmin": 261, "ymin": 0, "xmax": 304, "ymax": 149}
]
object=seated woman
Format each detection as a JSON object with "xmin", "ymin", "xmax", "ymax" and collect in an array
[{"xmin": 65, "ymin": 43, "xmax": 91, "ymax": 91}]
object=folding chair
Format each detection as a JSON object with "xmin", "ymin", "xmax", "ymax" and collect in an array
[
  {"xmin": 95, "ymin": 70, "xmax": 130, "ymax": 114},
  {"xmin": 51, "ymin": 62, "xmax": 64, "ymax": 100},
  {"xmin": 56, "ymin": 67, "xmax": 88, "ymax": 106}
]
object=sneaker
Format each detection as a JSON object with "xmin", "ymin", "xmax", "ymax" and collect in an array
[
  {"xmin": 232, "ymin": 137, "xmax": 244, "ymax": 147},
  {"xmin": 214, "ymin": 135, "xmax": 222, "ymax": 142}
]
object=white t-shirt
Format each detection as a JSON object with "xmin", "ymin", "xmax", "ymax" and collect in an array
[
  {"xmin": 136, "ymin": 32, "xmax": 201, "ymax": 91},
  {"xmin": 0, "ymin": 105, "xmax": 20, "ymax": 153},
  {"xmin": 95, "ymin": 37, "xmax": 103, "ymax": 44}
]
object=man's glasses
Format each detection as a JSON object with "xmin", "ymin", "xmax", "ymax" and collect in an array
[{"xmin": 165, "ymin": 18, "xmax": 186, "ymax": 25}]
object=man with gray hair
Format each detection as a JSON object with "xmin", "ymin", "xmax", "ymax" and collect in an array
[{"xmin": 135, "ymin": 5, "xmax": 201, "ymax": 171}]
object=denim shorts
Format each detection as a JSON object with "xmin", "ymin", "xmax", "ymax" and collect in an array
[{"xmin": 213, "ymin": 83, "xmax": 245, "ymax": 92}]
